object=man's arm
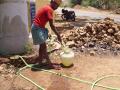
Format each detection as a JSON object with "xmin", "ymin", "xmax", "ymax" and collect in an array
[{"xmin": 49, "ymin": 19, "xmax": 62, "ymax": 43}]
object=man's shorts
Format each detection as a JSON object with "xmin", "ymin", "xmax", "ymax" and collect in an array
[{"xmin": 31, "ymin": 24, "xmax": 48, "ymax": 45}]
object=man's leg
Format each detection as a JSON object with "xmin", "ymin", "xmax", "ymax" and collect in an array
[
  {"xmin": 39, "ymin": 42, "xmax": 51, "ymax": 64},
  {"xmin": 39, "ymin": 42, "xmax": 61, "ymax": 70}
]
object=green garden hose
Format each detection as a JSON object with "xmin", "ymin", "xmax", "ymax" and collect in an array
[
  {"xmin": 91, "ymin": 75, "xmax": 120, "ymax": 90},
  {"xmin": 15, "ymin": 55, "xmax": 120, "ymax": 90},
  {"xmin": 17, "ymin": 65, "xmax": 45, "ymax": 90}
]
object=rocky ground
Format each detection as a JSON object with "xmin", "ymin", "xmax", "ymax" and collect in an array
[{"xmin": 61, "ymin": 17, "xmax": 120, "ymax": 56}]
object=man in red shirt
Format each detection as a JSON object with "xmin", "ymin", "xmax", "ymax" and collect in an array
[{"xmin": 31, "ymin": 0, "xmax": 62, "ymax": 69}]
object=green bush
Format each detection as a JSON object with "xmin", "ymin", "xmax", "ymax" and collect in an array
[
  {"xmin": 81, "ymin": 0, "xmax": 90, "ymax": 7},
  {"xmin": 70, "ymin": 0, "xmax": 120, "ymax": 9},
  {"xmin": 70, "ymin": 0, "xmax": 83, "ymax": 7},
  {"xmin": 88, "ymin": 0, "xmax": 120, "ymax": 9}
]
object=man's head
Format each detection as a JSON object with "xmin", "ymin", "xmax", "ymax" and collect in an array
[{"xmin": 50, "ymin": 0, "xmax": 62, "ymax": 10}]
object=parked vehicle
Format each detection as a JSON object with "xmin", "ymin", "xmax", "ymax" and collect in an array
[{"xmin": 61, "ymin": 9, "xmax": 76, "ymax": 21}]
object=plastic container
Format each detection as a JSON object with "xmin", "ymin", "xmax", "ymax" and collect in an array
[{"xmin": 60, "ymin": 48, "xmax": 74, "ymax": 67}]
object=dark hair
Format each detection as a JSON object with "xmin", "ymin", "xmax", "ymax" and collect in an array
[
  {"xmin": 50, "ymin": 0, "xmax": 54, "ymax": 3},
  {"xmin": 50, "ymin": 0, "xmax": 58, "ymax": 5}
]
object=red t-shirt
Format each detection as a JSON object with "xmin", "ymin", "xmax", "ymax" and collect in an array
[{"xmin": 33, "ymin": 5, "xmax": 53, "ymax": 28}]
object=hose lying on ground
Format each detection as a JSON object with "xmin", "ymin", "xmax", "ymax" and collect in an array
[{"xmin": 10, "ymin": 55, "xmax": 120, "ymax": 90}]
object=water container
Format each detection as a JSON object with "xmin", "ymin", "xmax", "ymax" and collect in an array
[
  {"xmin": 0, "ymin": 0, "xmax": 29, "ymax": 55},
  {"xmin": 60, "ymin": 47, "xmax": 74, "ymax": 67}
]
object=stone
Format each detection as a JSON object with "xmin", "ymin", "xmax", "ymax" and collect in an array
[
  {"xmin": 0, "ymin": 58, "xmax": 10, "ymax": 64},
  {"xmin": 116, "ymin": 44, "xmax": 120, "ymax": 50},
  {"xmin": 0, "ymin": 64, "xmax": 7, "ymax": 69},
  {"xmin": 0, "ymin": 66, "xmax": 4, "ymax": 72},
  {"xmin": 89, "ymin": 50, "xmax": 96, "ymax": 56},
  {"xmin": 88, "ymin": 42, "xmax": 95, "ymax": 48},
  {"xmin": 80, "ymin": 32, "xmax": 86, "ymax": 36},
  {"xmin": 107, "ymin": 29, "xmax": 114, "ymax": 34},
  {"xmin": 93, "ymin": 47, "xmax": 98, "ymax": 51},
  {"xmin": 62, "ymin": 17, "xmax": 120, "ymax": 55},
  {"xmin": 66, "ymin": 41, "xmax": 75, "ymax": 46},
  {"xmin": 24, "ymin": 87, "xmax": 33, "ymax": 90}
]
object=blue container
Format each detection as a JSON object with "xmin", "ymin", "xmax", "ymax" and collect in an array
[{"xmin": 30, "ymin": 0, "xmax": 36, "ymax": 25}]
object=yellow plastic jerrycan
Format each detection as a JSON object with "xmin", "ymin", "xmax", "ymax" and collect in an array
[{"xmin": 60, "ymin": 47, "xmax": 74, "ymax": 67}]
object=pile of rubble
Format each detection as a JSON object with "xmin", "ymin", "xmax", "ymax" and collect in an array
[
  {"xmin": 62, "ymin": 17, "xmax": 120, "ymax": 55},
  {"xmin": 114, "ymin": 8, "xmax": 120, "ymax": 14},
  {"xmin": 0, "ymin": 63, "xmax": 15, "ymax": 75}
]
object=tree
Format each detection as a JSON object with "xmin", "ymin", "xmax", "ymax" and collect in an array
[{"xmin": 71, "ymin": 0, "xmax": 83, "ymax": 6}]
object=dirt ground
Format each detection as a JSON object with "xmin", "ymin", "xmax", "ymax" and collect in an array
[
  {"xmin": 0, "ymin": 53, "xmax": 120, "ymax": 90},
  {"xmin": 0, "ymin": 7, "xmax": 120, "ymax": 90},
  {"xmin": 1, "ymin": 40, "xmax": 120, "ymax": 90}
]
